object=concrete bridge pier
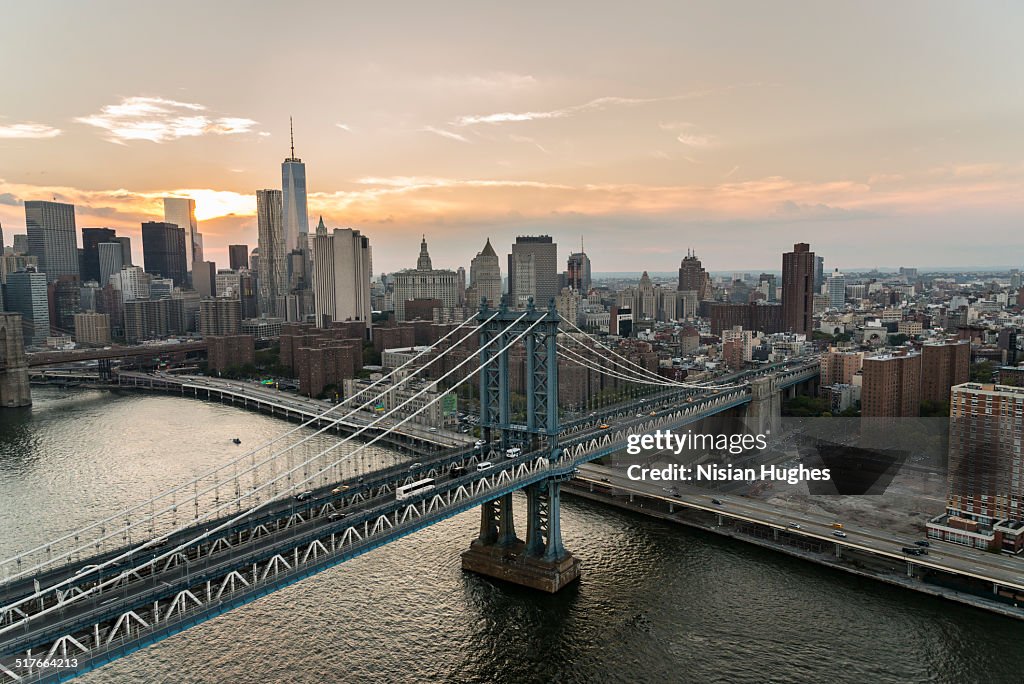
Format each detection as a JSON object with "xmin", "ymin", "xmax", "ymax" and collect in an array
[
  {"xmin": 462, "ymin": 477, "xmax": 580, "ymax": 593},
  {"xmin": 744, "ymin": 375, "xmax": 781, "ymax": 436},
  {"xmin": 0, "ymin": 313, "xmax": 32, "ymax": 408}
]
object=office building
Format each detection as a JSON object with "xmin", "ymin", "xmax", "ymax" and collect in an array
[
  {"xmin": 74, "ymin": 312, "xmax": 111, "ymax": 346},
  {"xmin": 860, "ymin": 351, "xmax": 921, "ymax": 418},
  {"xmin": 468, "ymin": 238, "xmax": 502, "ymax": 308},
  {"xmin": 25, "ymin": 200, "xmax": 78, "ymax": 282},
  {"xmin": 215, "ymin": 269, "xmax": 242, "ymax": 298},
  {"xmin": 311, "ymin": 218, "xmax": 372, "ymax": 333},
  {"xmin": 782, "ymin": 243, "xmax": 815, "ymax": 335},
  {"xmin": 142, "ymin": 221, "xmax": 187, "ymax": 286},
  {"xmin": 80, "ymin": 228, "xmax": 117, "ymax": 283},
  {"xmin": 814, "ymin": 256, "xmax": 825, "ymax": 293},
  {"xmin": 193, "ymin": 260, "xmax": 217, "ymax": 298},
  {"xmin": 256, "ymin": 189, "xmax": 287, "ymax": 317},
  {"xmin": 826, "ymin": 268, "xmax": 845, "ymax": 310},
  {"xmin": 112, "ymin": 266, "xmax": 151, "ymax": 302},
  {"xmin": 281, "ymin": 120, "xmax": 309, "ymax": 254},
  {"xmin": 163, "ymin": 197, "xmax": 201, "ymax": 270},
  {"xmin": 5, "ymin": 268, "xmax": 50, "ymax": 346},
  {"xmin": 98, "ymin": 242, "xmax": 124, "ymax": 287},
  {"xmin": 677, "ymin": 249, "xmax": 711, "ymax": 300},
  {"xmin": 920, "ymin": 340, "xmax": 970, "ymax": 404},
  {"xmin": 508, "ymin": 235, "xmax": 558, "ymax": 308},
  {"xmin": 228, "ymin": 244, "xmax": 249, "ymax": 270},
  {"xmin": 115, "ymin": 236, "xmax": 133, "ymax": 266},
  {"xmin": 392, "ymin": 237, "xmax": 460, "ymax": 321},
  {"xmin": 13, "ymin": 234, "xmax": 29, "ymax": 255},
  {"xmin": 47, "ymin": 275, "xmax": 81, "ymax": 331},
  {"xmin": 566, "ymin": 245, "xmax": 592, "ymax": 292}
]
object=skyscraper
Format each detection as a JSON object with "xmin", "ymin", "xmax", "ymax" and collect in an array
[
  {"xmin": 826, "ymin": 268, "xmax": 846, "ymax": 310},
  {"xmin": 80, "ymin": 227, "xmax": 117, "ymax": 283},
  {"xmin": 256, "ymin": 189, "xmax": 287, "ymax": 317},
  {"xmin": 392, "ymin": 236, "xmax": 459, "ymax": 321},
  {"xmin": 782, "ymin": 243, "xmax": 815, "ymax": 335},
  {"xmin": 5, "ymin": 268, "xmax": 50, "ymax": 346},
  {"xmin": 163, "ymin": 197, "xmax": 201, "ymax": 270},
  {"xmin": 508, "ymin": 235, "xmax": 558, "ymax": 308},
  {"xmin": 98, "ymin": 242, "xmax": 124, "ymax": 286},
  {"xmin": 469, "ymin": 238, "xmax": 502, "ymax": 307},
  {"xmin": 860, "ymin": 351, "xmax": 921, "ymax": 418},
  {"xmin": 677, "ymin": 249, "xmax": 711, "ymax": 300},
  {"xmin": 228, "ymin": 244, "xmax": 250, "ymax": 270},
  {"xmin": 115, "ymin": 236, "xmax": 133, "ymax": 266},
  {"xmin": 311, "ymin": 217, "xmax": 372, "ymax": 333},
  {"xmin": 25, "ymin": 200, "xmax": 78, "ymax": 282},
  {"xmin": 281, "ymin": 119, "xmax": 309, "ymax": 254},
  {"xmin": 142, "ymin": 221, "xmax": 187, "ymax": 286},
  {"xmin": 814, "ymin": 255, "xmax": 825, "ymax": 293},
  {"xmin": 566, "ymin": 242, "xmax": 592, "ymax": 292},
  {"xmin": 921, "ymin": 340, "xmax": 970, "ymax": 404}
]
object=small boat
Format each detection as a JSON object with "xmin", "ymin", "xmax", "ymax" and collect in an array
[{"xmin": 232, "ymin": 438, "xmax": 242, "ymax": 445}]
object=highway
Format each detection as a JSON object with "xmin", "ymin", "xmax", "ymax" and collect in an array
[{"xmin": 576, "ymin": 462, "xmax": 1024, "ymax": 594}]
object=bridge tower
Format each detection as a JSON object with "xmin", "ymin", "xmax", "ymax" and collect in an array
[
  {"xmin": 0, "ymin": 312, "xmax": 32, "ymax": 407},
  {"xmin": 460, "ymin": 297, "xmax": 581, "ymax": 592}
]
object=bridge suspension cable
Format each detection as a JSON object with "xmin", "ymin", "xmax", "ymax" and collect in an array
[
  {"xmin": 0, "ymin": 312, "xmax": 499, "ymax": 584},
  {"xmin": 0, "ymin": 311, "xmax": 543, "ymax": 627}
]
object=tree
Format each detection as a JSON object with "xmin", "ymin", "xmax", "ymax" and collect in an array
[{"xmin": 971, "ymin": 361, "xmax": 994, "ymax": 383}]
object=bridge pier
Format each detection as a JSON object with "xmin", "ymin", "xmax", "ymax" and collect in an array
[
  {"xmin": 744, "ymin": 376, "xmax": 781, "ymax": 435},
  {"xmin": 461, "ymin": 477, "xmax": 580, "ymax": 593},
  {"xmin": 0, "ymin": 313, "xmax": 32, "ymax": 407}
]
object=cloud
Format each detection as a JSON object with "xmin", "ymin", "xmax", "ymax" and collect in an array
[
  {"xmin": 421, "ymin": 126, "xmax": 471, "ymax": 143},
  {"xmin": 452, "ymin": 91, "xmax": 721, "ymax": 127},
  {"xmin": 75, "ymin": 96, "xmax": 259, "ymax": 144},
  {"xmin": 431, "ymin": 72, "xmax": 537, "ymax": 91},
  {"xmin": 0, "ymin": 192, "xmax": 21, "ymax": 205},
  {"xmin": 676, "ymin": 133, "xmax": 715, "ymax": 148},
  {"xmin": 0, "ymin": 122, "xmax": 62, "ymax": 139},
  {"xmin": 336, "ymin": 123, "xmax": 352, "ymax": 132},
  {"xmin": 507, "ymin": 134, "xmax": 549, "ymax": 154}
]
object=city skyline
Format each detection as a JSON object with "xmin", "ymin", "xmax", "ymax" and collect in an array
[{"xmin": 1, "ymin": 2, "xmax": 1023, "ymax": 274}]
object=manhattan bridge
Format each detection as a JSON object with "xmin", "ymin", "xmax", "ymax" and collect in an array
[{"xmin": 0, "ymin": 298, "xmax": 819, "ymax": 682}]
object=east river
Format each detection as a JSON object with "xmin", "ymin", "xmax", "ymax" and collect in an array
[{"xmin": 1, "ymin": 388, "xmax": 1022, "ymax": 683}]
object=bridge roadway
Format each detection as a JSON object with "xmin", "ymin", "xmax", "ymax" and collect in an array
[
  {"xmin": 0, "ymin": 360, "xmax": 821, "ymax": 681},
  {"xmin": 115, "ymin": 371, "xmax": 473, "ymax": 450},
  {"xmin": 25, "ymin": 342, "xmax": 208, "ymax": 369},
  {"xmin": 575, "ymin": 463, "xmax": 1024, "ymax": 597}
]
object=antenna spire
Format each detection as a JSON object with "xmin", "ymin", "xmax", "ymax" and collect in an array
[{"xmin": 289, "ymin": 117, "xmax": 295, "ymax": 158}]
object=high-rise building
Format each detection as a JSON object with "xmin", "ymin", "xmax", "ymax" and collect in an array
[
  {"xmin": 74, "ymin": 312, "xmax": 111, "ymax": 346},
  {"xmin": 25, "ymin": 200, "xmax": 78, "ymax": 282},
  {"xmin": 163, "ymin": 197, "xmax": 201, "ymax": 271},
  {"xmin": 80, "ymin": 228, "xmax": 117, "ymax": 283},
  {"xmin": 115, "ymin": 236, "xmax": 133, "ymax": 266},
  {"xmin": 112, "ymin": 265, "xmax": 152, "ymax": 302},
  {"xmin": 98, "ymin": 242, "xmax": 124, "ymax": 287},
  {"xmin": 757, "ymin": 273, "xmax": 777, "ymax": 302},
  {"xmin": 5, "ymin": 268, "xmax": 50, "ymax": 346},
  {"xmin": 947, "ymin": 382, "xmax": 1024, "ymax": 524},
  {"xmin": 193, "ymin": 260, "xmax": 217, "ymax": 299},
  {"xmin": 821, "ymin": 348, "xmax": 864, "ymax": 385},
  {"xmin": 281, "ymin": 119, "xmax": 309, "ymax": 254},
  {"xmin": 782, "ymin": 243, "xmax": 815, "ymax": 336},
  {"xmin": 228, "ymin": 244, "xmax": 249, "ymax": 270},
  {"xmin": 860, "ymin": 351, "xmax": 921, "ymax": 418},
  {"xmin": 826, "ymin": 268, "xmax": 846, "ymax": 310},
  {"xmin": 13, "ymin": 234, "xmax": 29, "ymax": 255},
  {"xmin": 48, "ymin": 275, "xmax": 81, "ymax": 332},
  {"xmin": 508, "ymin": 235, "xmax": 558, "ymax": 308},
  {"xmin": 677, "ymin": 249, "xmax": 711, "ymax": 300},
  {"xmin": 814, "ymin": 256, "xmax": 825, "ymax": 293},
  {"xmin": 200, "ymin": 297, "xmax": 242, "ymax": 336},
  {"xmin": 468, "ymin": 238, "xmax": 502, "ymax": 308},
  {"xmin": 566, "ymin": 244, "xmax": 592, "ymax": 292},
  {"xmin": 392, "ymin": 237, "xmax": 460, "ymax": 321},
  {"xmin": 920, "ymin": 340, "xmax": 970, "ymax": 404},
  {"xmin": 122, "ymin": 298, "xmax": 186, "ymax": 343},
  {"xmin": 256, "ymin": 189, "xmax": 287, "ymax": 317},
  {"xmin": 311, "ymin": 218, "xmax": 372, "ymax": 334},
  {"xmin": 142, "ymin": 221, "xmax": 187, "ymax": 286}
]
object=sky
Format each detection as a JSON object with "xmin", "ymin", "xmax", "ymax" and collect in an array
[{"xmin": 1, "ymin": 1, "xmax": 1022, "ymax": 274}]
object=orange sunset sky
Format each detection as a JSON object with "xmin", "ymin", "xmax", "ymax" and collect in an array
[{"xmin": 1, "ymin": 1, "xmax": 1022, "ymax": 273}]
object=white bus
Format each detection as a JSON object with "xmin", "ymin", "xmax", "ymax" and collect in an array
[
  {"xmin": 505, "ymin": 447, "xmax": 522, "ymax": 459},
  {"xmin": 395, "ymin": 478, "xmax": 436, "ymax": 501},
  {"xmin": 476, "ymin": 461, "xmax": 493, "ymax": 472}
]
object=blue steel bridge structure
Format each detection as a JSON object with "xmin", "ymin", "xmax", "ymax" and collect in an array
[{"xmin": 0, "ymin": 299, "xmax": 819, "ymax": 682}]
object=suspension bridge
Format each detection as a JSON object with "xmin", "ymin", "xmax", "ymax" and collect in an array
[{"xmin": 0, "ymin": 299, "xmax": 819, "ymax": 682}]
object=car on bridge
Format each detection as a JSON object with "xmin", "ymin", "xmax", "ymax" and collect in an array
[
  {"xmin": 599, "ymin": 423, "xmax": 610, "ymax": 429},
  {"xmin": 833, "ymin": 530, "xmax": 848, "ymax": 538},
  {"xmin": 332, "ymin": 485, "xmax": 350, "ymax": 495},
  {"xmin": 295, "ymin": 491, "xmax": 314, "ymax": 501}
]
